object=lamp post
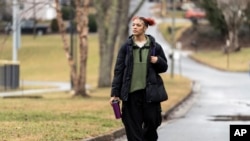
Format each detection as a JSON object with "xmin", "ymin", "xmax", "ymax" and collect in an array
[
  {"xmin": 170, "ymin": 0, "xmax": 176, "ymax": 78},
  {"xmin": 10, "ymin": 0, "xmax": 20, "ymax": 89},
  {"xmin": 12, "ymin": 0, "xmax": 20, "ymax": 61},
  {"xmin": 249, "ymin": 62, "xmax": 250, "ymax": 77},
  {"xmin": 176, "ymin": 41, "xmax": 182, "ymax": 76},
  {"xmin": 226, "ymin": 39, "xmax": 230, "ymax": 69}
]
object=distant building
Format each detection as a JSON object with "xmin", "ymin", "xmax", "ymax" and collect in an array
[
  {"xmin": 1, "ymin": 0, "xmax": 58, "ymax": 21},
  {"xmin": 19, "ymin": 0, "xmax": 56, "ymax": 21}
]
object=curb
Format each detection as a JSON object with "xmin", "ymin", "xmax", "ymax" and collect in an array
[
  {"xmin": 82, "ymin": 81, "xmax": 196, "ymax": 141},
  {"xmin": 82, "ymin": 128, "xmax": 125, "ymax": 141}
]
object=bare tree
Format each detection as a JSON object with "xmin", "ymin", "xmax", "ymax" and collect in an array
[
  {"xmin": 74, "ymin": 0, "xmax": 89, "ymax": 96},
  {"xmin": 55, "ymin": 0, "xmax": 89, "ymax": 97},
  {"xmin": 1, "ymin": 0, "xmax": 53, "ymax": 51},
  {"xmin": 217, "ymin": 0, "xmax": 250, "ymax": 52},
  {"xmin": 94, "ymin": 0, "xmax": 145, "ymax": 87},
  {"xmin": 93, "ymin": 0, "xmax": 119, "ymax": 87},
  {"xmin": 0, "ymin": 1, "xmax": 12, "ymax": 54}
]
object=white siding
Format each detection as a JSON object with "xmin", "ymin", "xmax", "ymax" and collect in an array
[{"xmin": 19, "ymin": 0, "xmax": 56, "ymax": 20}]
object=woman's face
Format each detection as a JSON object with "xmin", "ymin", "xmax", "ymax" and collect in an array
[{"xmin": 132, "ymin": 18, "xmax": 147, "ymax": 36}]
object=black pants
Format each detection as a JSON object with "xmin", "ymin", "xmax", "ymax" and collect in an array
[{"xmin": 121, "ymin": 89, "xmax": 162, "ymax": 141}]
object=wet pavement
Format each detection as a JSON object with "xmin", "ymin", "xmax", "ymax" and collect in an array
[{"xmin": 158, "ymin": 56, "xmax": 250, "ymax": 141}]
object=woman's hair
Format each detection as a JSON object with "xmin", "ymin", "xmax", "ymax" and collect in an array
[{"xmin": 132, "ymin": 16, "xmax": 156, "ymax": 27}]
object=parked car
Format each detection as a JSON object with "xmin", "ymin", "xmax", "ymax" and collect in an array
[
  {"xmin": 184, "ymin": 8, "xmax": 206, "ymax": 19},
  {"xmin": 21, "ymin": 20, "xmax": 49, "ymax": 35},
  {"xmin": 4, "ymin": 20, "xmax": 49, "ymax": 35}
]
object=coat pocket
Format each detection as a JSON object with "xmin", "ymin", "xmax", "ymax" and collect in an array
[{"xmin": 146, "ymin": 74, "xmax": 168, "ymax": 103}]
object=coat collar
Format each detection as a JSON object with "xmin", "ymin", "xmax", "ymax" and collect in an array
[{"xmin": 127, "ymin": 34, "xmax": 156, "ymax": 47}]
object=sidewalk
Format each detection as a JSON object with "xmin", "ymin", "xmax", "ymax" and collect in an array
[{"xmin": 0, "ymin": 81, "xmax": 70, "ymax": 98}]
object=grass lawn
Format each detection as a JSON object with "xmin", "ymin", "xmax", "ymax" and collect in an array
[
  {"xmin": 190, "ymin": 48, "xmax": 250, "ymax": 72},
  {"xmin": 0, "ymin": 75, "xmax": 191, "ymax": 141},
  {"xmin": 0, "ymin": 35, "xmax": 68, "ymax": 81},
  {"xmin": 0, "ymin": 34, "xmax": 192, "ymax": 141}
]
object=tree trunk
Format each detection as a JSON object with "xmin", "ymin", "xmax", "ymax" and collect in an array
[
  {"xmin": 55, "ymin": 0, "xmax": 89, "ymax": 97},
  {"xmin": 217, "ymin": 0, "xmax": 248, "ymax": 53},
  {"xmin": 233, "ymin": 28, "xmax": 240, "ymax": 51},
  {"xmin": 94, "ymin": 0, "xmax": 121, "ymax": 87},
  {"xmin": 94, "ymin": 0, "xmax": 146, "ymax": 88},
  {"xmin": 98, "ymin": 43, "xmax": 114, "ymax": 87},
  {"xmin": 74, "ymin": 0, "xmax": 89, "ymax": 96},
  {"xmin": 55, "ymin": 0, "xmax": 77, "ymax": 90},
  {"xmin": 117, "ymin": 0, "xmax": 130, "ymax": 48}
]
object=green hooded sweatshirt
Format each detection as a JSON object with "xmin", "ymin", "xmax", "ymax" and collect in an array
[{"xmin": 130, "ymin": 37, "xmax": 150, "ymax": 93}]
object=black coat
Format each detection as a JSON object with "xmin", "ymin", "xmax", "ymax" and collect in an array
[{"xmin": 111, "ymin": 34, "xmax": 168, "ymax": 102}]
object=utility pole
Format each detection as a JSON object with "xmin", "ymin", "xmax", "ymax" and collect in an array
[
  {"xmin": 11, "ymin": 0, "xmax": 20, "ymax": 89},
  {"xmin": 12, "ymin": 0, "xmax": 20, "ymax": 61},
  {"xmin": 170, "ymin": 0, "xmax": 176, "ymax": 78}
]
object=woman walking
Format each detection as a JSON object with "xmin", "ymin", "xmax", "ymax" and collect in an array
[{"xmin": 110, "ymin": 16, "xmax": 168, "ymax": 141}]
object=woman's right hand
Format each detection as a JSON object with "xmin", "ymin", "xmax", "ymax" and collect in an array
[{"xmin": 110, "ymin": 97, "xmax": 120, "ymax": 105}]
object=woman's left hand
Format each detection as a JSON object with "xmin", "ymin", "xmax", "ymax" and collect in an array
[{"xmin": 150, "ymin": 56, "xmax": 158, "ymax": 64}]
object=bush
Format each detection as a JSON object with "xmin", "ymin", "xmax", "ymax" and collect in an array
[
  {"xmin": 88, "ymin": 14, "xmax": 97, "ymax": 33},
  {"xmin": 61, "ymin": 6, "xmax": 74, "ymax": 20},
  {"xmin": 50, "ymin": 18, "xmax": 59, "ymax": 32},
  {"xmin": 50, "ymin": 14, "xmax": 97, "ymax": 33},
  {"xmin": 200, "ymin": 0, "xmax": 228, "ymax": 36}
]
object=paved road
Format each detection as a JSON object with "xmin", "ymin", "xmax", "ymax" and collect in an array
[
  {"xmin": 116, "ymin": 1, "xmax": 250, "ymax": 141},
  {"xmin": 158, "ymin": 57, "xmax": 250, "ymax": 141}
]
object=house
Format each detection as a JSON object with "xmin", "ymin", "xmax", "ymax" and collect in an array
[
  {"xmin": 19, "ymin": 0, "xmax": 56, "ymax": 21},
  {"xmin": 1, "ymin": 0, "xmax": 57, "ymax": 21}
]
